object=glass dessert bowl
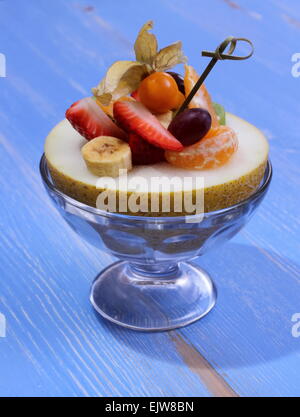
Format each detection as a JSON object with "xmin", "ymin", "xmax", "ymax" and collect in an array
[
  {"xmin": 40, "ymin": 22, "xmax": 272, "ymax": 330},
  {"xmin": 40, "ymin": 156, "xmax": 272, "ymax": 331}
]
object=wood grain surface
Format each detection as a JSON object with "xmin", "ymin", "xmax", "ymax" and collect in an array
[{"xmin": 0, "ymin": 0, "xmax": 299, "ymax": 397}]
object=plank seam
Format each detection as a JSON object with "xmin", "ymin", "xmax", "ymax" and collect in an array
[{"xmin": 170, "ymin": 331, "xmax": 239, "ymax": 397}]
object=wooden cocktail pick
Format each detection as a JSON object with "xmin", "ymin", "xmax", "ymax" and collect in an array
[{"xmin": 176, "ymin": 36, "xmax": 254, "ymax": 116}]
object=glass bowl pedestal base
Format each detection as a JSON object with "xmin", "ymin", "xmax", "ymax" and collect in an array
[{"xmin": 90, "ymin": 261, "xmax": 217, "ymax": 331}]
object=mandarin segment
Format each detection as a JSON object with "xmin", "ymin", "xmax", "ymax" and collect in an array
[
  {"xmin": 165, "ymin": 125, "xmax": 238, "ymax": 170},
  {"xmin": 184, "ymin": 65, "xmax": 219, "ymax": 128}
]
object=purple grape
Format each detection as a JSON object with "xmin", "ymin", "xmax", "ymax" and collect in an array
[
  {"xmin": 167, "ymin": 72, "xmax": 185, "ymax": 95},
  {"xmin": 168, "ymin": 108, "xmax": 212, "ymax": 147}
]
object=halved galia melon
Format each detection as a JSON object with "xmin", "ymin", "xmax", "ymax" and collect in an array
[{"xmin": 44, "ymin": 113, "xmax": 269, "ymax": 215}]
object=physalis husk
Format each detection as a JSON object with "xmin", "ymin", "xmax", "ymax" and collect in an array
[{"xmin": 93, "ymin": 21, "xmax": 187, "ymax": 105}]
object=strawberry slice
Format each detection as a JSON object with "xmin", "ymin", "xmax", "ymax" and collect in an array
[
  {"xmin": 113, "ymin": 101, "xmax": 183, "ymax": 151},
  {"xmin": 131, "ymin": 90, "xmax": 140, "ymax": 101},
  {"xmin": 66, "ymin": 97, "xmax": 127, "ymax": 141},
  {"xmin": 129, "ymin": 133, "xmax": 165, "ymax": 165}
]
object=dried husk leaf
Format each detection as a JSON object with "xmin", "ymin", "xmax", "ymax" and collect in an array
[
  {"xmin": 93, "ymin": 92, "xmax": 112, "ymax": 106},
  {"xmin": 92, "ymin": 61, "xmax": 148, "ymax": 105},
  {"xmin": 134, "ymin": 20, "xmax": 158, "ymax": 65},
  {"xmin": 153, "ymin": 41, "xmax": 187, "ymax": 71}
]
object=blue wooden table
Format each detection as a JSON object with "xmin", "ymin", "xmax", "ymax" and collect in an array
[{"xmin": 0, "ymin": 0, "xmax": 300, "ymax": 397}]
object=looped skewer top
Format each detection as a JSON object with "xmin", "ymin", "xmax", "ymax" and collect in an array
[
  {"xmin": 176, "ymin": 36, "xmax": 254, "ymax": 116},
  {"xmin": 202, "ymin": 36, "xmax": 254, "ymax": 61}
]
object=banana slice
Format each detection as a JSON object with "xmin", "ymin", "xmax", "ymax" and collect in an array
[{"xmin": 81, "ymin": 136, "xmax": 132, "ymax": 177}]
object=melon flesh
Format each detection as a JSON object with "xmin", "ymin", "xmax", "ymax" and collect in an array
[{"xmin": 44, "ymin": 113, "xmax": 269, "ymax": 215}]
